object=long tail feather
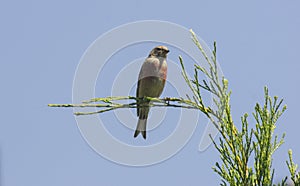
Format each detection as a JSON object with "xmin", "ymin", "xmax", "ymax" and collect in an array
[{"xmin": 134, "ymin": 119, "xmax": 147, "ymax": 139}]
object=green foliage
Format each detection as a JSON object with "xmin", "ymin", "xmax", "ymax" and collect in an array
[
  {"xmin": 180, "ymin": 29, "xmax": 298, "ymax": 186},
  {"xmin": 286, "ymin": 150, "xmax": 300, "ymax": 185}
]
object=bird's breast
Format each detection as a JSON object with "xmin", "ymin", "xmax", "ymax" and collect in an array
[{"xmin": 139, "ymin": 57, "xmax": 167, "ymax": 81}]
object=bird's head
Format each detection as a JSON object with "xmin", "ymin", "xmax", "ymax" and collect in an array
[{"xmin": 149, "ymin": 46, "xmax": 169, "ymax": 58}]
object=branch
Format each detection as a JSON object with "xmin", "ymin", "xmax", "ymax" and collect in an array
[{"xmin": 48, "ymin": 96, "xmax": 211, "ymax": 116}]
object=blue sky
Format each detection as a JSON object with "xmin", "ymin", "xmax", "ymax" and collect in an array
[{"xmin": 1, "ymin": 0, "xmax": 300, "ymax": 185}]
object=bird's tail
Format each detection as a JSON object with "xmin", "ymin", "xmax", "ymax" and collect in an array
[{"xmin": 134, "ymin": 119, "xmax": 147, "ymax": 139}]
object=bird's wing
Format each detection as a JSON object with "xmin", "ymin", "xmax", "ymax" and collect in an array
[{"xmin": 136, "ymin": 57, "xmax": 153, "ymax": 116}]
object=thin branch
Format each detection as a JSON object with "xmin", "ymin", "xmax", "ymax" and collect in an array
[{"xmin": 48, "ymin": 96, "xmax": 210, "ymax": 116}]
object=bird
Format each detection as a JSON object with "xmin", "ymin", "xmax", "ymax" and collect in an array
[{"xmin": 134, "ymin": 46, "xmax": 169, "ymax": 139}]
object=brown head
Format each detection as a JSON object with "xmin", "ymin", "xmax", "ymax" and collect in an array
[{"xmin": 148, "ymin": 46, "xmax": 169, "ymax": 58}]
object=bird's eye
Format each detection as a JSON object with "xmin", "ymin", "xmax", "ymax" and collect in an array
[{"xmin": 157, "ymin": 48, "xmax": 162, "ymax": 51}]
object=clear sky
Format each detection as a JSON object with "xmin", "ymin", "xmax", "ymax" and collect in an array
[{"xmin": 1, "ymin": 0, "xmax": 300, "ymax": 185}]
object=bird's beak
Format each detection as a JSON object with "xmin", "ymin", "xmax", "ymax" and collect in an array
[{"xmin": 166, "ymin": 50, "xmax": 170, "ymax": 53}]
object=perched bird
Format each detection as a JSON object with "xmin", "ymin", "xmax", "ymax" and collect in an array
[{"xmin": 134, "ymin": 46, "xmax": 169, "ymax": 139}]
